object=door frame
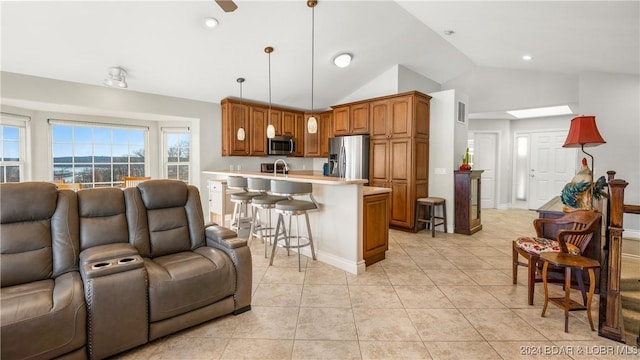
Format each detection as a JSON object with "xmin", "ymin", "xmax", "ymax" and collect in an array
[
  {"xmin": 468, "ymin": 130, "xmax": 500, "ymax": 209},
  {"xmin": 511, "ymin": 129, "xmax": 576, "ymax": 210}
]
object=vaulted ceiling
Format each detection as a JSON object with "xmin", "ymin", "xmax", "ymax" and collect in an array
[{"xmin": 2, "ymin": 1, "xmax": 638, "ymax": 111}]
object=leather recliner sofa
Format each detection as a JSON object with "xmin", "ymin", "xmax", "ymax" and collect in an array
[{"xmin": 0, "ymin": 180, "xmax": 252, "ymax": 359}]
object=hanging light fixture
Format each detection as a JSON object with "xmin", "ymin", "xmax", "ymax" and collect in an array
[
  {"xmin": 306, "ymin": 0, "xmax": 318, "ymax": 134},
  {"xmin": 236, "ymin": 77, "xmax": 246, "ymax": 141},
  {"xmin": 265, "ymin": 46, "xmax": 276, "ymax": 139}
]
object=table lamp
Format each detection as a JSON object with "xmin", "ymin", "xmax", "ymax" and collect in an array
[{"xmin": 562, "ymin": 115, "xmax": 606, "ymax": 209}]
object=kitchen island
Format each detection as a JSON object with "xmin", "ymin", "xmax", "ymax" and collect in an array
[{"xmin": 203, "ymin": 170, "xmax": 390, "ymax": 274}]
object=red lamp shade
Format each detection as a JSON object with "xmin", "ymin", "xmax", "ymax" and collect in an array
[{"xmin": 562, "ymin": 116, "xmax": 606, "ymax": 148}]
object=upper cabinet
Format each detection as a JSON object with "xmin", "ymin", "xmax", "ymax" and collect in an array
[
  {"xmin": 331, "ymin": 102, "xmax": 369, "ymax": 136},
  {"xmin": 221, "ymin": 97, "xmax": 309, "ymax": 157},
  {"xmin": 221, "ymin": 99, "xmax": 250, "ymax": 156},
  {"xmin": 370, "ymin": 94, "xmax": 430, "ymax": 140},
  {"xmin": 304, "ymin": 110, "xmax": 332, "ymax": 158}
]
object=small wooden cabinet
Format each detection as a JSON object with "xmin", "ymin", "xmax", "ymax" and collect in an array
[
  {"xmin": 331, "ymin": 102, "xmax": 369, "ymax": 136},
  {"xmin": 304, "ymin": 110, "xmax": 332, "ymax": 158},
  {"xmin": 363, "ymin": 192, "xmax": 389, "ymax": 266},
  {"xmin": 221, "ymin": 99, "xmax": 250, "ymax": 156},
  {"xmin": 454, "ymin": 170, "xmax": 484, "ymax": 234}
]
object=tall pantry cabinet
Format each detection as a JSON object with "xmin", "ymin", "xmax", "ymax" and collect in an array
[{"xmin": 368, "ymin": 91, "xmax": 431, "ymax": 230}]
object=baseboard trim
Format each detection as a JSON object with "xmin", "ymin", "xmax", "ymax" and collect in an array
[
  {"xmin": 497, "ymin": 203, "xmax": 511, "ymax": 210},
  {"xmin": 622, "ymin": 253, "xmax": 640, "ymax": 262}
]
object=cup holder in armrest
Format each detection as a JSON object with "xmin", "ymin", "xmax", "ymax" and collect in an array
[
  {"xmin": 82, "ymin": 255, "xmax": 144, "ymax": 279},
  {"xmin": 117, "ymin": 257, "xmax": 137, "ymax": 265},
  {"xmin": 91, "ymin": 261, "xmax": 113, "ymax": 270}
]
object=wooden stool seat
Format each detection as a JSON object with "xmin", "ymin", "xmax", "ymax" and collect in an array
[
  {"xmin": 540, "ymin": 252, "xmax": 600, "ymax": 333},
  {"xmin": 414, "ymin": 197, "xmax": 447, "ymax": 237}
]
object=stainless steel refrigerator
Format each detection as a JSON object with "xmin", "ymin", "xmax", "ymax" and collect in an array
[{"xmin": 327, "ymin": 135, "xmax": 369, "ymax": 179}]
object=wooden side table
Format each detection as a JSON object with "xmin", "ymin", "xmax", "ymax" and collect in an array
[{"xmin": 540, "ymin": 252, "xmax": 600, "ymax": 332}]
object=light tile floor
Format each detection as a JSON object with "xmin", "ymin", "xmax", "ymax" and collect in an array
[{"xmin": 117, "ymin": 209, "xmax": 638, "ymax": 359}]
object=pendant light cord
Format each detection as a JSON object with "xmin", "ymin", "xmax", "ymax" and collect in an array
[
  {"xmin": 311, "ymin": 5, "xmax": 315, "ymax": 116},
  {"xmin": 268, "ymin": 51, "xmax": 272, "ymax": 124}
]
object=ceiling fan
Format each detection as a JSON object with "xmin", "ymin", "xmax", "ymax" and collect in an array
[{"xmin": 215, "ymin": 0, "xmax": 238, "ymax": 13}]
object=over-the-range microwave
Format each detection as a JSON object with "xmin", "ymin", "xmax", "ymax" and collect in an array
[{"xmin": 268, "ymin": 135, "xmax": 295, "ymax": 155}]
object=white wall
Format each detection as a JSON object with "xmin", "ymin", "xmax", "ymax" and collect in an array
[
  {"xmin": 426, "ymin": 89, "xmax": 457, "ymax": 231},
  {"xmin": 398, "ymin": 65, "xmax": 442, "ymax": 94},
  {"xmin": 578, "ymin": 72, "xmax": 640, "ymax": 238},
  {"xmin": 443, "ymin": 67, "xmax": 579, "ymax": 114},
  {"xmin": 468, "ymin": 119, "xmax": 512, "ymax": 209}
]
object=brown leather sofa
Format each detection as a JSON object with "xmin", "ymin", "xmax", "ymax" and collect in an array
[{"xmin": 1, "ymin": 180, "xmax": 252, "ymax": 359}]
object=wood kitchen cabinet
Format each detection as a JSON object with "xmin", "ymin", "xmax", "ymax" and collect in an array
[
  {"xmin": 250, "ymin": 106, "xmax": 268, "ymax": 156},
  {"xmin": 269, "ymin": 109, "xmax": 282, "ymax": 136},
  {"xmin": 454, "ymin": 170, "xmax": 484, "ymax": 235},
  {"xmin": 293, "ymin": 113, "xmax": 305, "ymax": 157},
  {"xmin": 363, "ymin": 192, "xmax": 389, "ymax": 266},
  {"xmin": 221, "ymin": 99, "xmax": 250, "ymax": 156},
  {"xmin": 281, "ymin": 111, "xmax": 296, "ymax": 137},
  {"xmin": 304, "ymin": 110, "xmax": 332, "ymax": 158},
  {"xmin": 221, "ymin": 97, "xmax": 309, "ymax": 157},
  {"xmin": 367, "ymin": 91, "xmax": 431, "ymax": 230},
  {"xmin": 331, "ymin": 102, "xmax": 369, "ymax": 136}
]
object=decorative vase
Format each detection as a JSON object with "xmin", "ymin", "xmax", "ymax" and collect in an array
[{"xmin": 459, "ymin": 148, "xmax": 472, "ymax": 171}]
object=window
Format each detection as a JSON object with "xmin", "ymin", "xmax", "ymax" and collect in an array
[
  {"xmin": 0, "ymin": 113, "xmax": 28, "ymax": 183},
  {"xmin": 50, "ymin": 120, "xmax": 148, "ymax": 188},
  {"xmin": 162, "ymin": 127, "xmax": 190, "ymax": 183}
]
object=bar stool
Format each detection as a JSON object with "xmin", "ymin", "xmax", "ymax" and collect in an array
[
  {"xmin": 269, "ymin": 180, "xmax": 318, "ymax": 271},
  {"xmin": 414, "ymin": 197, "xmax": 447, "ymax": 237},
  {"xmin": 227, "ymin": 176, "xmax": 261, "ymax": 234},
  {"xmin": 247, "ymin": 178, "xmax": 287, "ymax": 257}
]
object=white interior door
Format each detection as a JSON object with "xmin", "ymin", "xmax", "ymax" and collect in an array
[
  {"xmin": 529, "ymin": 131, "xmax": 576, "ymax": 209},
  {"xmin": 472, "ymin": 132, "xmax": 497, "ymax": 208}
]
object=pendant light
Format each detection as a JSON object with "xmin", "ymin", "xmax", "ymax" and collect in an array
[
  {"xmin": 236, "ymin": 77, "xmax": 246, "ymax": 141},
  {"xmin": 307, "ymin": 0, "xmax": 318, "ymax": 134},
  {"xmin": 265, "ymin": 46, "xmax": 276, "ymax": 139}
]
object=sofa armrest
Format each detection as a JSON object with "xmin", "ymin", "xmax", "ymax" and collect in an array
[
  {"xmin": 205, "ymin": 225, "xmax": 246, "ymax": 249},
  {"xmin": 204, "ymin": 225, "xmax": 252, "ymax": 313}
]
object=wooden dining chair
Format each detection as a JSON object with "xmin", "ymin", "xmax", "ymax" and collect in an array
[
  {"xmin": 57, "ymin": 183, "xmax": 83, "ymax": 191},
  {"xmin": 123, "ymin": 176, "xmax": 151, "ymax": 188},
  {"xmin": 512, "ymin": 210, "xmax": 601, "ymax": 305}
]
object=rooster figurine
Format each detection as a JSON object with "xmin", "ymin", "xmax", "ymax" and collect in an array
[{"xmin": 561, "ymin": 157, "xmax": 607, "ymax": 211}]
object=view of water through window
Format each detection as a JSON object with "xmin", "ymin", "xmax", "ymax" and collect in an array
[{"xmin": 52, "ymin": 124, "xmax": 146, "ymax": 188}]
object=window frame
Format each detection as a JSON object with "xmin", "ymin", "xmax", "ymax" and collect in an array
[
  {"xmin": 48, "ymin": 118, "xmax": 149, "ymax": 188},
  {"xmin": 161, "ymin": 126, "xmax": 191, "ymax": 183},
  {"xmin": 0, "ymin": 113, "xmax": 30, "ymax": 183}
]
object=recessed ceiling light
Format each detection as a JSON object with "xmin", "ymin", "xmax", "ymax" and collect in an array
[
  {"xmin": 444, "ymin": 30, "xmax": 455, "ymax": 36},
  {"xmin": 522, "ymin": 54, "xmax": 533, "ymax": 61},
  {"xmin": 204, "ymin": 17, "xmax": 219, "ymax": 28},
  {"xmin": 333, "ymin": 53, "xmax": 352, "ymax": 68},
  {"xmin": 507, "ymin": 105, "xmax": 573, "ymax": 119}
]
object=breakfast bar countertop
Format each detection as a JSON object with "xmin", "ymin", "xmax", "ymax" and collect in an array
[{"xmin": 202, "ymin": 169, "xmax": 368, "ymax": 185}]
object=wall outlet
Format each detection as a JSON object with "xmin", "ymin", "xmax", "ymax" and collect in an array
[{"xmin": 435, "ymin": 168, "xmax": 447, "ymax": 175}]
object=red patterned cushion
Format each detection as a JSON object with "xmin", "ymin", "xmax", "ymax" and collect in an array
[{"xmin": 515, "ymin": 237, "xmax": 580, "ymax": 255}]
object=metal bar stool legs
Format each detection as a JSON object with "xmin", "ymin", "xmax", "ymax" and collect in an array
[
  {"xmin": 268, "ymin": 180, "xmax": 318, "ymax": 272},
  {"xmin": 269, "ymin": 209, "xmax": 316, "ymax": 272}
]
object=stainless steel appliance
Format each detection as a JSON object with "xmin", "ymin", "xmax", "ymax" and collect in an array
[
  {"xmin": 328, "ymin": 135, "xmax": 369, "ymax": 179},
  {"xmin": 268, "ymin": 135, "xmax": 295, "ymax": 155}
]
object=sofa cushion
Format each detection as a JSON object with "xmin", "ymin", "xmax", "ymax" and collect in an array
[
  {"xmin": 138, "ymin": 180, "xmax": 188, "ymax": 210},
  {"xmin": 144, "ymin": 249, "xmax": 235, "ymax": 322},
  {"xmin": 0, "ymin": 272, "xmax": 87, "ymax": 359},
  {"xmin": 78, "ymin": 188, "xmax": 129, "ymax": 249},
  {"xmin": 1, "ymin": 182, "xmax": 79, "ymax": 287}
]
